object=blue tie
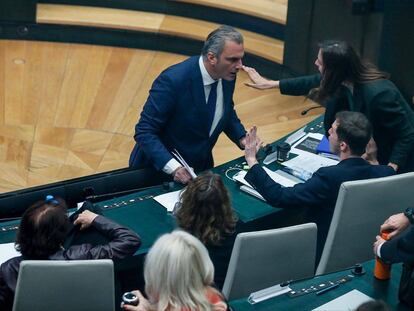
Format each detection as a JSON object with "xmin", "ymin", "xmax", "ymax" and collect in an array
[{"xmin": 207, "ymin": 81, "xmax": 218, "ymax": 129}]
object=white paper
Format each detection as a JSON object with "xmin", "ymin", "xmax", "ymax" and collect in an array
[
  {"xmin": 153, "ymin": 190, "xmax": 182, "ymax": 212},
  {"xmin": 233, "ymin": 169, "xmax": 299, "ymax": 189},
  {"xmin": 312, "ymin": 289, "xmax": 373, "ymax": 311},
  {"xmin": 0, "ymin": 243, "xmax": 20, "ymax": 265},
  {"xmin": 283, "ymin": 152, "xmax": 338, "ymax": 175}
]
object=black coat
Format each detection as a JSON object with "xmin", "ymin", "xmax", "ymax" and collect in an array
[
  {"xmin": 0, "ymin": 216, "xmax": 141, "ymax": 311},
  {"xmin": 381, "ymin": 225, "xmax": 414, "ymax": 264},
  {"xmin": 280, "ymin": 75, "xmax": 414, "ymax": 172}
]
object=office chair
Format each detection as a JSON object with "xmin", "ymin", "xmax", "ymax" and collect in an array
[
  {"xmin": 316, "ymin": 172, "xmax": 414, "ymax": 275},
  {"xmin": 13, "ymin": 259, "xmax": 115, "ymax": 311},
  {"xmin": 222, "ymin": 223, "xmax": 317, "ymax": 300}
]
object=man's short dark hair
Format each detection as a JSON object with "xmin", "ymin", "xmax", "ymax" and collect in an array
[
  {"xmin": 201, "ymin": 25, "xmax": 243, "ymax": 59},
  {"xmin": 335, "ymin": 111, "xmax": 372, "ymax": 156},
  {"xmin": 16, "ymin": 198, "xmax": 70, "ymax": 259}
]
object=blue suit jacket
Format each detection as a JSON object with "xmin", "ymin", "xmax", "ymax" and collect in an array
[
  {"xmin": 245, "ymin": 158, "xmax": 395, "ymax": 259},
  {"xmin": 381, "ymin": 225, "xmax": 414, "ymax": 264},
  {"xmin": 129, "ymin": 56, "xmax": 246, "ymax": 172}
]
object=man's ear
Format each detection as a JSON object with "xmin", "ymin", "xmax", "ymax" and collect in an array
[
  {"xmin": 339, "ymin": 141, "xmax": 348, "ymax": 153},
  {"xmin": 206, "ymin": 52, "xmax": 217, "ymax": 66}
]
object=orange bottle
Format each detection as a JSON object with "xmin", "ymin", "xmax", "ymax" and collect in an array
[{"xmin": 374, "ymin": 231, "xmax": 391, "ymax": 280}]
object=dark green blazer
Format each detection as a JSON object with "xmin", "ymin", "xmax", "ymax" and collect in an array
[{"xmin": 280, "ymin": 74, "xmax": 414, "ymax": 172}]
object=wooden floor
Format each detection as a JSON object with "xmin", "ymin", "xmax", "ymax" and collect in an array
[{"xmin": 0, "ymin": 40, "xmax": 321, "ymax": 193}]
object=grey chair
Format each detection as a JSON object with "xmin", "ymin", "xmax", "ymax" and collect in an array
[
  {"xmin": 222, "ymin": 223, "xmax": 317, "ymax": 301},
  {"xmin": 13, "ymin": 259, "xmax": 115, "ymax": 311},
  {"xmin": 316, "ymin": 172, "xmax": 414, "ymax": 275}
]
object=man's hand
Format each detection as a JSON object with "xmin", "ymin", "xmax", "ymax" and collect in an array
[
  {"xmin": 362, "ymin": 138, "xmax": 379, "ymax": 165},
  {"xmin": 239, "ymin": 136, "xmax": 247, "ymax": 149},
  {"xmin": 380, "ymin": 212, "xmax": 410, "ymax": 239},
  {"xmin": 74, "ymin": 210, "xmax": 98, "ymax": 230},
  {"xmin": 242, "ymin": 66, "xmax": 279, "ymax": 90},
  {"xmin": 387, "ymin": 162, "xmax": 398, "ymax": 172},
  {"xmin": 373, "ymin": 235, "xmax": 386, "ymax": 256},
  {"xmin": 244, "ymin": 126, "xmax": 263, "ymax": 167},
  {"xmin": 173, "ymin": 167, "xmax": 192, "ymax": 184}
]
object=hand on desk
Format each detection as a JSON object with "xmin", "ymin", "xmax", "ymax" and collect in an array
[
  {"xmin": 173, "ymin": 167, "xmax": 192, "ymax": 184},
  {"xmin": 74, "ymin": 210, "xmax": 98, "ymax": 230},
  {"xmin": 244, "ymin": 126, "xmax": 263, "ymax": 167}
]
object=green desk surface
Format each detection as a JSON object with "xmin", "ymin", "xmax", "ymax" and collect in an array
[
  {"xmin": 0, "ymin": 116, "xmax": 325, "ymax": 250},
  {"xmin": 230, "ymin": 260, "xmax": 410, "ymax": 311}
]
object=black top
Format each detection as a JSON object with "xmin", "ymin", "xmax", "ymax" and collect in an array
[
  {"xmin": 279, "ymin": 75, "xmax": 414, "ymax": 172},
  {"xmin": 0, "ymin": 216, "xmax": 141, "ymax": 311}
]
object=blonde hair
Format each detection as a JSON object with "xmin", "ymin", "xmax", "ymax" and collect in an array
[{"xmin": 144, "ymin": 231, "xmax": 215, "ymax": 311}]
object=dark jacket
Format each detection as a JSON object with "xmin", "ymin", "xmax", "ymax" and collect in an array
[
  {"xmin": 0, "ymin": 216, "xmax": 141, "ymax": 311},
  {"xmin": 129, "ymin": 56, "xmax": 246, "ymax": 172},
  {"xmin": 245, "ymin": 158, "xmax": 395, "ymax": 260},
  {"xmin": 381, "ymin": 225, "xmax": 414, "ymax": 264},
  {"xmin": 279, "ymin": 75, "xmax": 414, "ymax": 172}
]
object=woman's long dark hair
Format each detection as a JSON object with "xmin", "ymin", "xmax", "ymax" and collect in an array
[
  {"xmin": 316, "ymin": 40, "xmax": 388, "ymax": 101},
  {"xmin": 176, "ymin": 172, "xmax": 238, "ymax": 246},
  {"xmin": 15, "ymin": 198, "xmax": 70, "ymax": 259}
]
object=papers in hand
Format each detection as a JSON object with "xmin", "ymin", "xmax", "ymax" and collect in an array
[{"xmin": 171, "ymin": 149, "xmax": 197, "ymax": 179}]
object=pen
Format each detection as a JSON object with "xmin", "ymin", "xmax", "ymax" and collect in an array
[{"xmin": 315, "ymin": 283, "xmax": 339, "ymax": 295}]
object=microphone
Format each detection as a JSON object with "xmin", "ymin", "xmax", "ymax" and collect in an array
[{"xmin": 301, "ymin": 105, "xmax": 323, "ymax": 115}]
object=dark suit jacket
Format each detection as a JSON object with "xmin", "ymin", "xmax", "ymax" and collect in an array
[
  {"xmin": 0, "ymin": 216, "xmax": 141, "ymax": 311},
  {"xmin": 245, "ymin": 158, "xmax": 395, "ymax": 259},
  {"xmin": 381, "ymin": 225, "xmax": 414, "ymax": 264},
  {"xmin": 129, "ymin": 56, "xmax": 246, "ymax": 172},
  {"xmin": 279, "ymin": 75, "xmax": 414, "ymax": 172}
]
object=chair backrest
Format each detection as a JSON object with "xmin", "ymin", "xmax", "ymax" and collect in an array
[
  {"xmin": 316, "ymin": 172, "xmax": 414, "ymax": 275},
  {"xmin": 222, "ymin": 223, "xmax": 317, "ymax": 301},
  {"xmin": 13, "ymin": 259, "xmax": 115, "ymax": 311}
]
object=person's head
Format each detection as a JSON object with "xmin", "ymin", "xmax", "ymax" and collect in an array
[
  {"xmin": 144, "ymin": 230, "xmax": 215, "ymax": 311},
  {"xmin": 176, "ymin": 172, "xmax": 237, "ymax": 246},
  {"xmin": 356, "ymin": 300, "xmax": 390, "ymax": 311},
  {"xmin": 328, "ymin": 111, "xmax": 372, "ymax": 157},
  {"xmin": 202, "ymin": 25, "xmax": 244, "ymax": 81},
  {"xmin": 315, "ymin": 40, "xmax": 387, "ymax": 100},
  {"xmin": 16, "ymin": 197, "xmax": 70, "ymax": 259}
]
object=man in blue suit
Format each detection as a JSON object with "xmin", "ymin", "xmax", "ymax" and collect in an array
[
  {"xmin": 244, "ymin": 111, "xmax": 395, "ymax": 259},
  {"xmin": 129, "ymin": 26, "xmax": 247, "ymax": 183}
]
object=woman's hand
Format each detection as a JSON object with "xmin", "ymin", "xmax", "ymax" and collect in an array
[
  {"xmin": 122, "ymin": 291, "xmax": 151, "ymax": 311},
  {"xmin": 244, "ymin": 126, "xmax": 263, "ymax": 167},
  {"xmin": 242, "ymin": 66, "xmax": 279, "ymax": 90}
]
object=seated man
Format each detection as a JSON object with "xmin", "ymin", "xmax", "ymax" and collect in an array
[
  {"xmin": 244, "ymin": 111, "xmax": 395, "ymax": 259},
  {"xmin": 0, "ymin": 197, "xmax": 141, "ymax": 311},
  {"xmin": 129, "ymin": 25, "xmax": 247, "ymax": 184}
]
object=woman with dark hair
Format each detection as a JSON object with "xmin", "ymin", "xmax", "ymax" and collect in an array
[
  {"xmin": 0, "ymin": 197, "xmax": 141, "ymax": 311},
  {"xmin": 175, "ymin": 172, "xmax": 239, "ymax": 289},
  {"xmin": 243, "ymin": 40, "xmax": 414, "ymax": 173}
]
